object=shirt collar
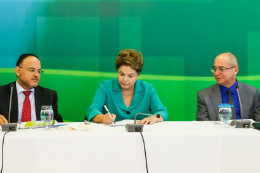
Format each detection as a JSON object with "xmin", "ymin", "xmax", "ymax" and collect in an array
[
  {"xmin": 16, "ymin": 81, "xmax": 35, "ymax": 94},
  {"xmin": 220, "ymin": 80, "xmax": 238, "ymax": 95}
]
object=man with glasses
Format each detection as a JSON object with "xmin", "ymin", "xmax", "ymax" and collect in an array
[
  {"xmin": 197, "ymin": 52, "xmax": 260, "ymax": 121},
  {"xmin": 0, "ymin": 53, "xmax": 63, "ymax": 125}
]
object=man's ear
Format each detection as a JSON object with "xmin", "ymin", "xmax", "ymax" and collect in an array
[
  {"xmin": 234, "ymin": 66, "xmax": 239, "ymax": 75},
  {"xmin": 15, "ymin": 66, "xmax": 20, "ymax": 77}
]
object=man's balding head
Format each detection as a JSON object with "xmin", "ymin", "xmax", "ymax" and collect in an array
[
  {"xmin": 213, "ymin": 52, "xmax": 239, "ymax": 88},
  {"xmin": 214, "ymin": 52, "xmax": 238, "ymax": 67}
]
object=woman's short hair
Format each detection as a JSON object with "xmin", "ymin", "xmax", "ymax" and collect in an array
[{"xmin": 115, "ymin": 49, "xmax": 144, "ymax": 74}]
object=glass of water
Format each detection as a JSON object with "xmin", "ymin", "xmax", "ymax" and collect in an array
[
  {"xmin": 218, "ymin": 103, "xmax": 233, "ymax": 125},
  {"xmin": 40, "ymin": 105, "xmax": 54, "ymax": 130}
]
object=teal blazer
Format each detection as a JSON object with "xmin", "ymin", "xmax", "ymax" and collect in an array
[{"xmin": 86, "ymin": 79, "xmax": 168, "ymax": 121}]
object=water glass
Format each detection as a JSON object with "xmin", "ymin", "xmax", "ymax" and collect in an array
[
  {"xmin": 40, "ymin": 105, "xmax": 54, "ymax": 130},
  {"xmin": 218, "ymin": 103, "xmax": 233, "ymax": 125}
]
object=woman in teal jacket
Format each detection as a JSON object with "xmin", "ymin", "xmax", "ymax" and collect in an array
[{"xmin": 86, "ymin": 49, "xmax": 168, "ymax": 125}]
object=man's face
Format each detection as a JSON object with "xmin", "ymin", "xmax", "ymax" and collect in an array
[
  {"xmin": 213, "ymin": 55, "xmax": 238, "ymax": 88},
  {"xmin": 15, "ymin": 56, "xmax": 42, "ymax": 90}
]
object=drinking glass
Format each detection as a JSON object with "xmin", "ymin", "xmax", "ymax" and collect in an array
[
  {"xmin": 218, "ymin": 103, "xmax": 233, "ymax": 125},
  {"xmin": 40, "ymin": 105, "xmax": 54, "ymax": 130}
]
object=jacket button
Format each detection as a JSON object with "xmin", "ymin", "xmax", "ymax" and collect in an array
[{"xmin": 126, "ymin": 111, "xmax": 130, "ymax": 115}]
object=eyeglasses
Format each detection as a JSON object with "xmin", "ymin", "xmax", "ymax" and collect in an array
[
  {"xmin": 18, "ymin": 66, "xmax": 44, "ymax": 74},
  {"xmin": 210, "ymin": 66, "xmax": 236, "ymax": 73}
]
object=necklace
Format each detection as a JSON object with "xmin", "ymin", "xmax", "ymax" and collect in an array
[{"xmin": 122, "ymin": 91, "xmax": 134, "ymax": 96}]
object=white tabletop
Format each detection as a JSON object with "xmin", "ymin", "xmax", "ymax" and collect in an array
[{"xmin": 1, "ymin": 120, "xmax": 260, "ymax": 173}]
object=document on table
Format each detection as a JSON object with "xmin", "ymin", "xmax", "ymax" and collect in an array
[
  {"xmin": 110, "ymin": 120, "xmax": 135, "ymax": 127},
  {"xmin": 59, "ymin": 122, "xmax": 91, "ymax": 131}
]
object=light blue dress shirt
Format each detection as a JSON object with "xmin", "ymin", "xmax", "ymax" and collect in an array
[
  {"xmin": 86, "ymin": 79, "xmax": 168, "ymax": 121},
  {"xmin": 16, "ymin": 81, "xmax": 37, "ymax": 123}
]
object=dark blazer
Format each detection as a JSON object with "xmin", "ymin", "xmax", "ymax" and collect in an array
[
  {"xmin": 0, "ymin": 82, "xmax": 63, "ymax": 123},
  {"xmin": 197, "ymin": 82, "xmax": 260, "ymax": 121}
]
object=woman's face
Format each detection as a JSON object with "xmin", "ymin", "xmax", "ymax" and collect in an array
[{"xmin": 117, "ymin": 65, "xmax": 138, "ymax": 91}]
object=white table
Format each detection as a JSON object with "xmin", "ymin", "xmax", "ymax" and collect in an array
[{"xmin": 1, "ymin": 121, "xmax": 260, "ymax": 173}]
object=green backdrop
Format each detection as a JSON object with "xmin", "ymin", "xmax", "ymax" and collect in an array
[{"xmin": 1, "ymin": 0, "xmax": 260, "ymax": 122}]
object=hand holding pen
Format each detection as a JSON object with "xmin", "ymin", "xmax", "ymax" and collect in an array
[{"xmin": 103, "ymin": 105, "xmax": 116, "ymax": 124}]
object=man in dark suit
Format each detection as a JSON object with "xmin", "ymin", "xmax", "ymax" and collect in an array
[
  {"xmin": 197, "ymin": 52, "xmax": 260, "ymax": 121},
  {"xmin": 0, "ymin": 54, "xmax": 63, "ymax": 125}
]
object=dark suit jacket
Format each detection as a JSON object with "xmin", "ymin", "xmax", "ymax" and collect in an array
[
  {"xmin": 0, "ymin": 82, "xmax": 63, "ymax": 123},
  {"xmin": 197, "ymin": 82, "xmax": 260, "ymax": 121}
]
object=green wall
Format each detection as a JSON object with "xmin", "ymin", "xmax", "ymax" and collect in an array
[{"xmin": 1, "ymin": 0, "xmax": 260, "ymax": 121}]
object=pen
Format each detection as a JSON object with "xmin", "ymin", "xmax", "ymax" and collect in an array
[{"xmin": 104, "ymin": 105, "xmax": 115, "ymax": 124}]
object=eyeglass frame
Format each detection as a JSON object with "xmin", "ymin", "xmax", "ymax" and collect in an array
[
  {"xmin": 18, "ymin": 66, "xmax": 44, "ymax": 75},
  {"xmin": 210, "ymin": 66, "xmax": 236, "ymax": 73}
]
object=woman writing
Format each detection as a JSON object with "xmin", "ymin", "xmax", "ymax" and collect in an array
[{"xmin": 86, "ymin": 49, "xmax": 168, "ymax": 124}]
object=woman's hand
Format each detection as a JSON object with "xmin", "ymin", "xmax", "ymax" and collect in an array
[
  {"xmin": 102, "ymin": 113, "xmax": 116, "ymax": 124},
  {"xmin": 137, "ymin": 116, "xmax": 158, "ymax": 125},
  {"xmin": 92, "ymin": 113, "xmax": 116, "ymax": 124},
  {"xmin": 137, "ymin": 115, "xmax": 164, "ymax": 125}
]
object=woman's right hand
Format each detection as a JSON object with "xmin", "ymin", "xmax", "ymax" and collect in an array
[{"xmin": 102, "ymin": 113, "xmax": 116, "ymax": 124}]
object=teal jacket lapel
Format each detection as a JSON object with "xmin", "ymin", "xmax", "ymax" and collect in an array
[
  {"xmin": 112, "ymin": 79, "xmax": 144, "ymax": 111},
  {"xmin": 129, "ymin": 80, "xmax": 144, "ymax": 110},
  {"xmin": 112, "ymin": 79, "xmax": 128, "ymax": 111}
]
